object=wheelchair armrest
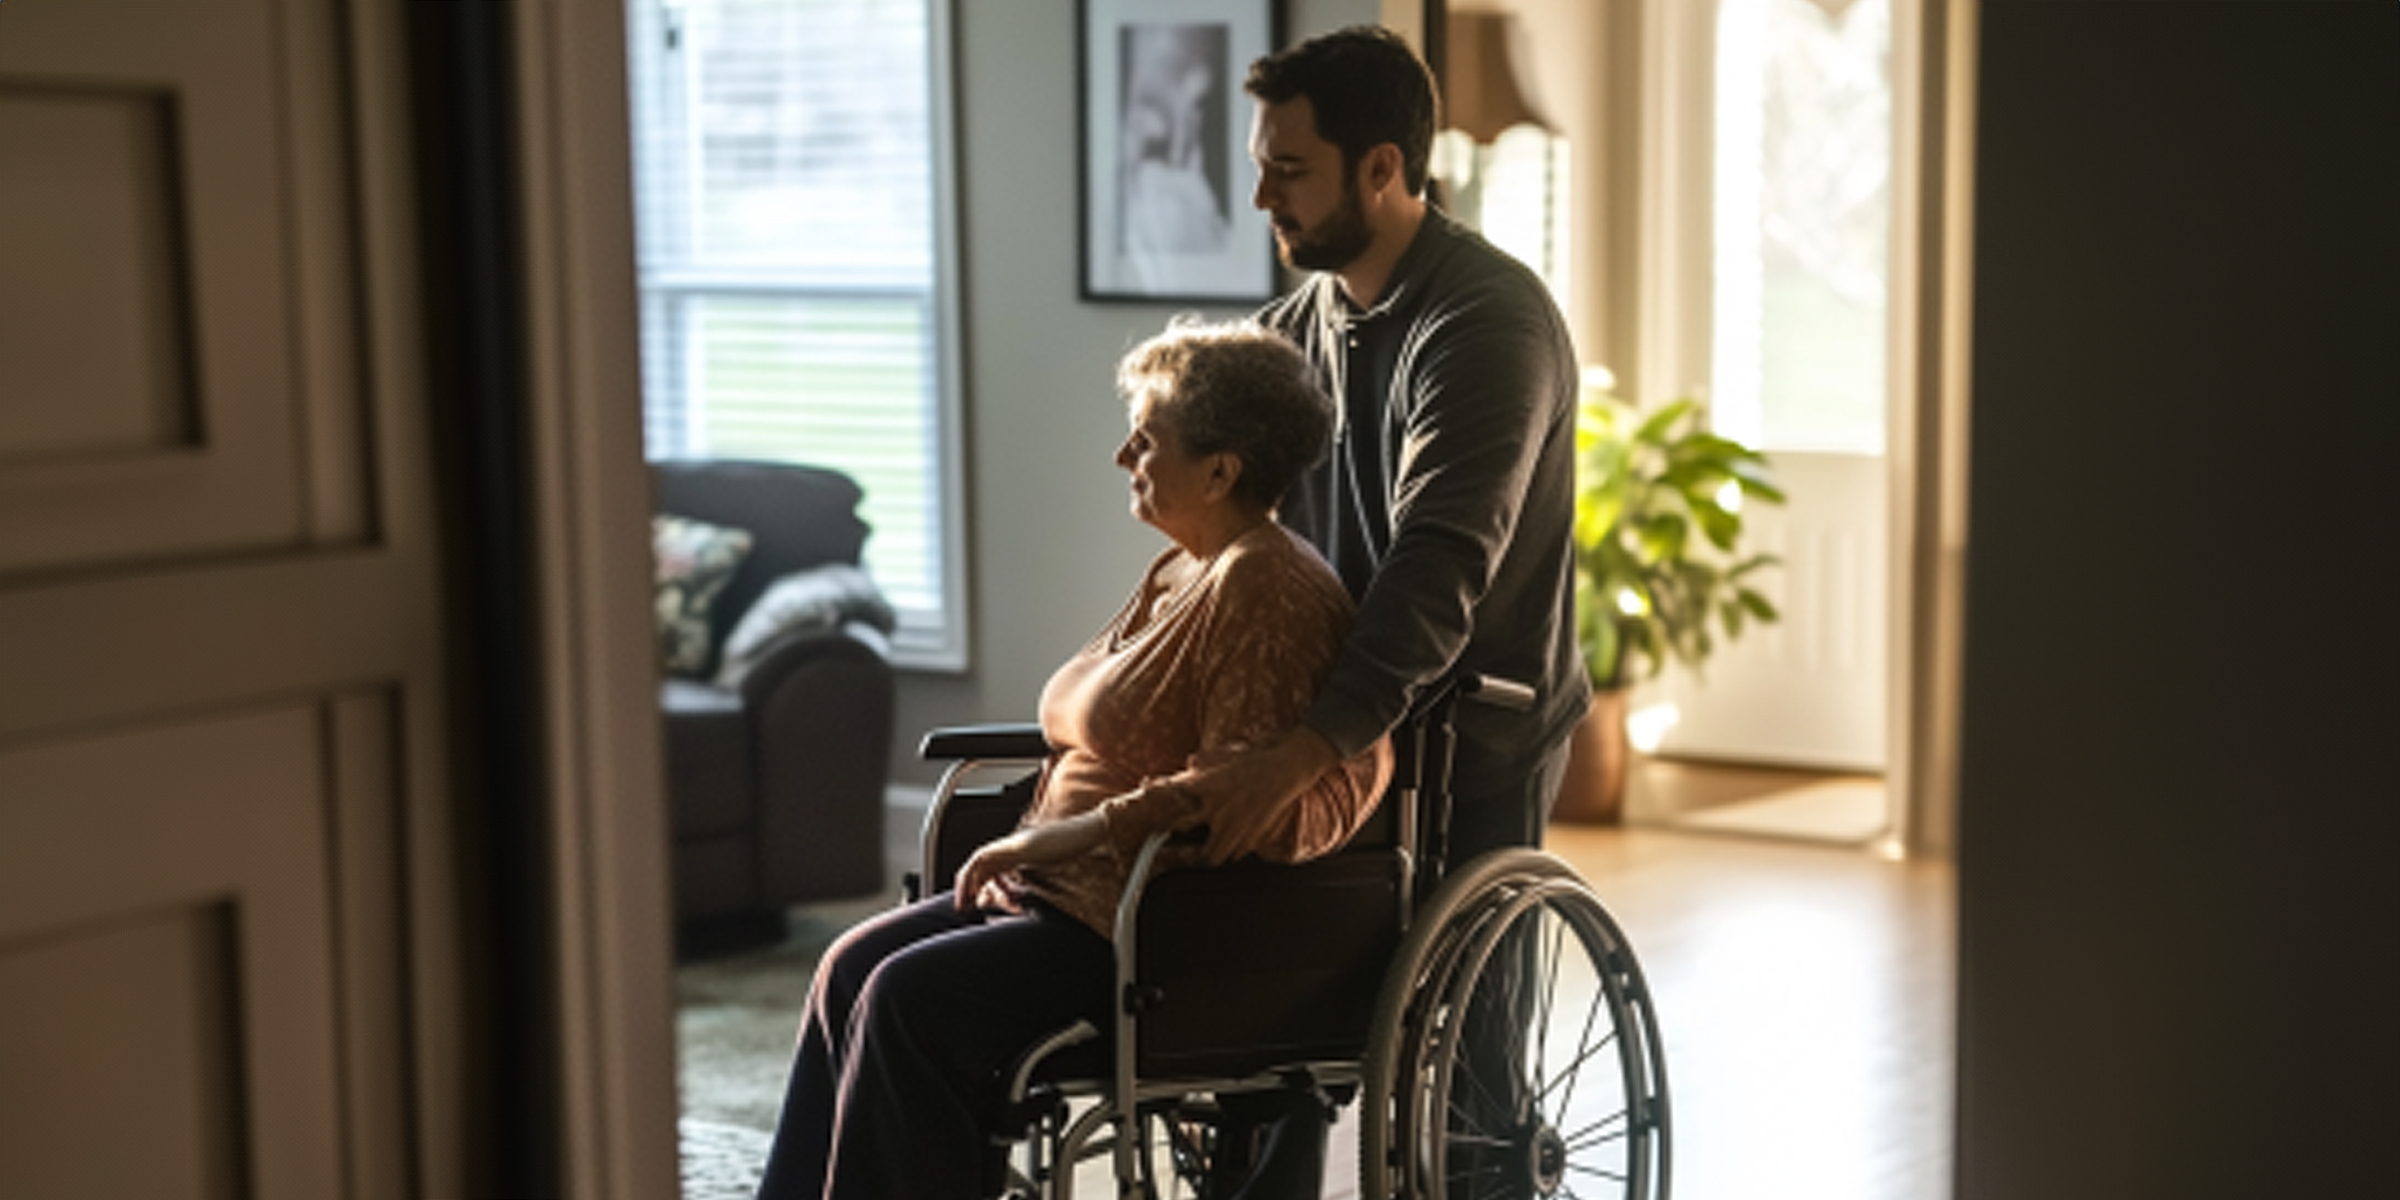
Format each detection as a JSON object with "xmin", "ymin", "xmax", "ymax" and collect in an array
[{"xmin": 919, "ymin": 723, "xmax": 1051, "ymax": 761}]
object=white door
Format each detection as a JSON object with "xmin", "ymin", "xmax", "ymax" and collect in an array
[
  {"xmin": 1644, "ymin": 0, "xmax": 1895, "ymax": 774},
  {"xmin": 1647, "ymin": 451, "xmax": 1887, "ymax": 770},
  {"xmin": 0, "ymin": 2, "xmax": 476, "ymax": 1195}
]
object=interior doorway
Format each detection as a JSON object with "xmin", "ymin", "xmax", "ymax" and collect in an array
[
  {"xmin": 1638, "ymin": 0, "xmax": 1898, "ymax": 845},
  {"xmin": 1429, "ymin": 0, "xmax": 1940, "ymax": 849}
]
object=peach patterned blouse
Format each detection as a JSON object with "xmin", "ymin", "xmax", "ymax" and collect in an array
[{"xmin": 1007, "ymin": 522, "xmax": 1395, "ymax": 938}]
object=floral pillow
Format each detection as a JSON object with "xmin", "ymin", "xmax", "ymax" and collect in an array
[{"xmin": 653, "ymin": 514, "xmax": 754, "ymax": 676}]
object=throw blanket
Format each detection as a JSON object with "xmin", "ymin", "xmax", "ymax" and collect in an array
[{"xmin": 714, "ymin": 564, "xmax": 897, "ymax": 687}]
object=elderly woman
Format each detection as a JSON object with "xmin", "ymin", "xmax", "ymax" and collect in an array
[{"xmin": 754, "ymin": 318, "xmax": 1392, "ymax": 1200}]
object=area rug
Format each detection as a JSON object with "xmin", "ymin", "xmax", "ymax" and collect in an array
[
  {"xmin": 676, "ymin": 899, "xmax": 882, "ymax": 1199},
  {"xmin": 679, "ymin": 1118, "xmax": 773, "ymax": 1200}
]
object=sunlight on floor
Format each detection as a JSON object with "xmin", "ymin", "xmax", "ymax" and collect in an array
[{"xmin": 1544, "ymin": 823, "xmax": 1956, "ymax": 1200}]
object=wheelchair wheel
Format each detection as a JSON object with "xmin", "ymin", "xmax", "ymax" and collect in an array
[{"xmin": 1359, "ymin": 849, "xmax": 1670, "ymax": 1200}]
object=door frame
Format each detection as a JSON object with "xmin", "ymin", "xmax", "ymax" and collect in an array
[
  {"xmin": 1884, "ymin": 0, "xmax": 1976, "ymax": 858},
  {"xmin": 515, "ymin": 0, "xmax": 1980, "ymax": 1189},
  {"xmin": 1626, "ymin": 0, "xmax": 1975, "ymax": 856},
  {"xmin": 499, "ymin": 2, "xmax": 681, "ymax": 1196}
]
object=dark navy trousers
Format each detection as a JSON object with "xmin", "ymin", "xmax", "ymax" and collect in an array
[{"xmin": 754, "ymin": 895, "xmax": 1114, "ymax": 1200}]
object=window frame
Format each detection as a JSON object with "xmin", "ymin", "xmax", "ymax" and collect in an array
[{"xmin": 626, "ymin": 0, "xmax": 973, "ymax": 673}]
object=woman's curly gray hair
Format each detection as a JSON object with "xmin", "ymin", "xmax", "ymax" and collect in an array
[{"xmin": 1116, "ymin": 316, "xmax": 1334, "ymax": 513}]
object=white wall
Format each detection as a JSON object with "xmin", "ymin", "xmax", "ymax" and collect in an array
[{"xmin": 887, "ymin": 0, "xmax": 1386, "ymax": 788}]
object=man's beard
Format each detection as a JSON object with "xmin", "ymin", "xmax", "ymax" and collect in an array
[{"xmin": 1275, "ymin": 179, "xmax": 1373, "ymax": 272}]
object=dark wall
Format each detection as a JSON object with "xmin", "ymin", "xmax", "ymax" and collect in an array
[{"xmin": 1954, "ymin": 5, "xmax": 2396, "ymax": 1197}]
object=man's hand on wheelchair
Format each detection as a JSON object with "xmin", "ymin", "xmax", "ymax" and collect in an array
[
  {"xmin": 1175, "ymin": 726, "xmax": 1340, "ymax": 832},
  {"xmin": 953, "ymin": 811, "xmax": 1109, "ymax": 914}
]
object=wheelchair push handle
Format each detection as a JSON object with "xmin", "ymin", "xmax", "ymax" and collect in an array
[
  {"xmin": 1399, "ymin": 672, "xmax": 1537, "ymax": 906},
  {"xmin": 1455, "ymin": 673, "xmax": 1535, "ymax": 712}
]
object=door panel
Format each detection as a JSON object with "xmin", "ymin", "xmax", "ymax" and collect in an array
[
  {"xmin": 0, "ymin": 1, "xmax": 466, "ymax": 1196},
  {"xmin": 0, "ymin": 0, "xmax": 371, "ymax": 573},
  {"xmin": 0, "ymin": 709, "xmax": 345, "ymax": 1199},
  {"xmin": 1647, "ymin": 449, "xmax": 1889, "ymax": 771},
  {"xmin": 0, "ymin": 903, "xmax": 247, "ymax": 1200}
]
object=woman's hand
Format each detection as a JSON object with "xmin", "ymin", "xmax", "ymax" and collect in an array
[{"xmin": 953, "ymin": 810, "xmax": 1109, "ymax": 913}]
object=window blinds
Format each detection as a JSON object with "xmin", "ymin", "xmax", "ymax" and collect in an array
[{"xmin": 629, "ymin": 0, "xmax": 954, "ymax": 659}]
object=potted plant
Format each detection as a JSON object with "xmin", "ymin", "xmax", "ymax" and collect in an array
[{"xmin": 1553, "ymin": 368, "xmax": 1786, "ymax": 823}]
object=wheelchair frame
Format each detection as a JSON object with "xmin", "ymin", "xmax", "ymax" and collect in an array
[{"xmin": 908, "ymin": 680, "xmax": 1672, "ymax": 1200}]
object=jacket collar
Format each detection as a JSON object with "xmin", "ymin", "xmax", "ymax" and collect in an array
[{"xmin": 1338, "ymin": 206, "xmax": 1461, "ymax": 322}]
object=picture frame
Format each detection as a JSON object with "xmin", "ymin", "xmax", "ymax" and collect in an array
[{"xmin": 1078, "ymin": 0, "xmax": 1281, "ymax": 304}]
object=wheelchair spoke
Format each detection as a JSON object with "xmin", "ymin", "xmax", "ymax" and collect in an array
[
  {"xmin": 1444, "ymin": 1156, "xmax": 1515, "ymax": 1200},
  {"xmin": 1565, "ymin": 1160, "xmax": 1631, "ymax": 1183},
  {"xmin": 1457, "ymin": 996, "xmax": 1529, "ymax": 1092},
  {"xmin": 1533, "ymin": 908, "xmax": 1565, "ymax": 1103},
  {"xmin": 1440, "ymin": 1128, "xmax": 1516, "ymax": 1149},
  {"xmin": 1495, "ymin": 961, "xmax": 1533, "ymax": 1108},
  {"xmin": 1363, "ymin": 856, "xmax": 1667, "ymax": 1200},
  {"xmin": 1541, "ymin": 949, "xmax": 1610, "ymax": 1123},
  {"xmin": 1557, "ymin": 1169, "xmax": 1632, "ymax": 1200},
  {"xmin": 1540, "ymin": 1014, "xmax": 1620, "ymax": 1110},
  {"xmin": 1444, "ymin": 1067, "xmax": 1514, "ymax": 1145},
  {"xmin": 1562, "ymin": 1112, "xmax": 1632, "ymax": 1152}
]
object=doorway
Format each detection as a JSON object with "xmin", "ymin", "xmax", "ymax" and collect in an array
[
  {"xmin": 1639, "ymin": 0, "xmax": 1898, "ymax": 845},
  {"xmin": 1431, "ymin": 0, "xmax": 1953, "ymax": 850}
]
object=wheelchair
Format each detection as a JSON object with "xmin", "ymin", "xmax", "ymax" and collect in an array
[{"xmin": 905, "ymin": 677, "xmax": 1672, "ymax": 1200}]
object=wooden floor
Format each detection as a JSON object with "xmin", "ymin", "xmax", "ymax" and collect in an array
[
  {"xmin": 947, "ymin": 757, "xmax": 1957, "ymax": 1200},
  {"xmin": 1319, "ymin": 779, "xmax": 1957, "ymax": 1200},
  {"xmin": 1537, "ymin": 821, "xmax": 1955, "ymax": 1200},
  {"xmin": 1036, "ymin": 759, "xmax": 1956, "ymax": 1200}
]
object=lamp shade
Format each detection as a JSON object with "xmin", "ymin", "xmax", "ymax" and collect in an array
[{"xmin": 1442, "ymin": 10, "xmax": 1552, "ymax": 143}]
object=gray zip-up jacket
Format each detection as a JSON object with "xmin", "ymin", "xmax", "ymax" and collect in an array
[{"xmin": 1258, "ymin": 209, "xmax": 1591, "ymax": 788}]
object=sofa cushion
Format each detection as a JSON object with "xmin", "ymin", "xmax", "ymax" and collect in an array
[
  {"xmin": 649, "ymin": 460, "xmax": 870, "ymax": 658},
  {"xmin": 653, "ymin": 514, "xmax": 753, "ymax": 676},
  {"xmin": 714, "ymin": 564, "xmax": 898, "ymax": 688},
  {"xmin": 660, "ymin": 679, "xmax": 755, "ymax": 837}
]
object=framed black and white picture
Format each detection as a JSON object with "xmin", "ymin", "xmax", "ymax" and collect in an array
[{"xmin": 1078, "ymin": 0, "xmax": 1280, "ymax": 303}]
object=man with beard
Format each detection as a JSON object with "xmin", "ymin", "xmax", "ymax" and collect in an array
[{"xmin": 1179, "ymin": 24, "xmax": 1593, "ymax": 1199}]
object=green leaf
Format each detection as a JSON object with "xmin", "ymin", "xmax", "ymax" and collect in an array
[
  {"xmin": 1693, "ymin": 501, "xmax": 1740, "ymax": 551},
  {"xmin": 1583, "ymin": 605, "xmax": 1621, "ymax": 688},
  {"xmin": 1638, "ymin": 513, "xmax": 1688, "ymax": 563},
  {"xmin": 1575, "ymin": 491, "xmax": 1625, "ymax": 549},
  {"xmin": 1667, "ymin": 432, "xmax": 1753, "ymax": 469},
  {"xmin": 1728, "ymin": 460, "xmax": 1787, "ymax": 504},
  {"xmin": 1627, "ymin": 614, "xmax": 1667, "ymax": 680},
  {"xmin": 1568, "ymin": 387, "xmax": 1787, "ymax": 681},
  {"xmin": 1677, "ymin": 559, "xmax": 1716, "ymax": 598},
  {"xmin": 1658, "ymin": 461, "xmax": 1729, "ymax": 498},
  {"xmin": 1632, "ymin": 399, "xmax": 1695, "ymax": 448}
]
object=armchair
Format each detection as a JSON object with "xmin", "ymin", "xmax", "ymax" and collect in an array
[{"xmin": 651, "ymin": 459, "xmax": 896, "ymax": 935}]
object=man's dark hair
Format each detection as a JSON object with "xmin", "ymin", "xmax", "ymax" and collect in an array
[{"xmin": 1244, "ymin": 25, "xmax": 1439, "ymax": 197}]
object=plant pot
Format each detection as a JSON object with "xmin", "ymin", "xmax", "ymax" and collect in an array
[{"xmin": 1552, "ymin": 687, "xmax": 1629, "ymax": 824}]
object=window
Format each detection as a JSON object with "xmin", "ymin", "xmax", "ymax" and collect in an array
[
  {"xmin": 1432, "ymin": 125, "xmax": 1572, "ymax": 304},
  {"xmin": 627, "ymin": 0, "xmax": 969, "ymax": 669},
  {"xmin": 1710, "ymin": 0, "xmax": 1891, "ymax": 454}
]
